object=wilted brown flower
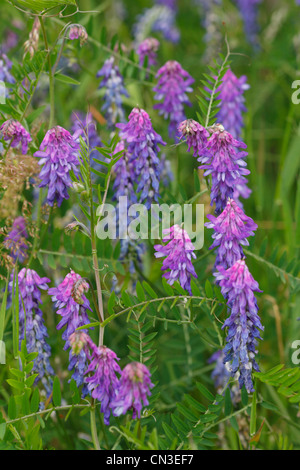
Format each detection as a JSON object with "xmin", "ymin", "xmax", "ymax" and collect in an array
[{"xmin": 0, "ymin": 150, "xmax": 39, "ymax": 219}]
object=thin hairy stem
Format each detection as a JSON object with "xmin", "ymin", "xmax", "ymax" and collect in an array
[{"xmin": 39, "ymin": 16, "xmax": 55, "ymax": 129}]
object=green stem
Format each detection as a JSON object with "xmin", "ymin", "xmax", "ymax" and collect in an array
[
  {"xmin": 77, "ymin": 295, "xmax": 224, "ymax": 330},
  {"xmin": 5, "ymin": 402, "xmax": 98, "ymax": 426},
  {"xmin": 27, "ymin": 190, "xmax": 43, "ymax": 268},
  {"xmin": 39, "ymin": 15, "xmax": 55, "ymax": 129},
  {"xmin": 90, "ymin": 402, "xmax": 101, "ymax": 450},
  {"xmin": 87, "ymin": 147, "xmax": 107, "ymax": 346},
  {"xmin": 204, "ymin": 36, "xmax": 230, "ymax": 128}
]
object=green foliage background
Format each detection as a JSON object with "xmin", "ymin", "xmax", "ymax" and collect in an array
[{"xmin": 0, "ymin": 0, "xmax": 299, "ymax": 450}]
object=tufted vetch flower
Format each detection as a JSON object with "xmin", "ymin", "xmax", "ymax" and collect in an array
[
  {"xmin": 48, "ymin": 270, "xmax": 91, "ymax": 391},
  {"xmin": 206, "ymin": 198, "xmax": 257, "ymax": 271},
  {"xmin": 9, "ymin": 269, "xmax": 54, "ymax": 395},
  {"xmin": 0, "ymin": 119, "xmax": 31, "ymax": 154},
  {"xmin": 215, "ymin": 68, "xmax": 250, "ymax": 140},
  {"xmin": 154, "ymin": 224, "xmax": 198, "ymax": 294},
  {"xmin": 97, "ymin": 57, "xmax": 129, "ymax": 129},
  {"xmin": 153, "ymin": 61, "xmax": 194, "ymax": 139},
  {"xmin": 4, "ymin": 216, "xmax": 29, "ymax": 263},
  {"xmin": 137, "ymin": 37, "xmax": 160, "ymax": 68},
  {"xmin": 111, "ymin": 362, "xmax": 154, "ymax": 419},
  {"xmin": 178, "ymin": 119, "xmax": 210, "ymax": 158},
  {"xmin": 117, "ymin": 107, "xmax": 166, "ymax": 208},
  {"xmin": 85, "ymin": 343, "xmax": 121, "ymax": 425},
  {"xmin": 215, "ymin": 259, "xmax": 263, "ymax": 393},
  {"xmin": 34, "ymin": 126, "xmax": 80, "ymax": 207},
  {"xmin": 199, "ymin": 124, "xmax": 250, "ymax": 214}
]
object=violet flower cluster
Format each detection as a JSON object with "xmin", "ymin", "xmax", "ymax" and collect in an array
[
  {"xmin": 151, "ymin": 5, "xmax": 180, "ymax": 43},
  {"xmin": 154, "ymin": 224, "xmax": 198, "ymax": 294},
  {"xmin": 0, "ymin": 52, "xmax": 14, "ymax": 85},
  {"xmin": 133, "ymin": 5, "xmax": 180, "ymax": 45},
  {"xmin": 67, "ymin": 333, "xmax": 154, "ymax": 425},
  {"xmin": 68, "ymin": 24, "xmax": 88, "ymax": 46},
  {"xmin": 153, "ymin": 61, "xmax": 194, "ymax": 139},
  {"xmin": 215, "ymin": 68, "xmax": 250, "ymax": 140},
  {"xmin": 48, "ymin": 270, "xmax": 91, "ymax": 392},
  {"xmin": 111, "ymin": 362, "xmax": 154, "ymax": 420},
  {"xmin": 113, "ymin": 115, "xmax": 171, "ymax": 215},
  {"xmin": 178, "ymin": 119, "xmax": 209, "ymax": 158},
  {"xmin": 199, "ymin": 124, "xmax": 250, "ymax": 214},
  {"xmin": 97, "ymin": 57, "xmax": 129, "ymax": 129},
  {"xmin": 4, "ymin": 216, "xmax": 29, "ymax": 263},
  {"xmin": 137, "ymin": 37, "xmax": 160, "ymax": 68},
  {"xmin": 156, "ymin": 0, "xmax": 177, "ymax": 9},
  {"xmin": 235, "ymin": 0, "xmax": 262, "ymax": 49},
  {"xmin": 116, "ymin": 107, "xmax": 166, "ymax": 208},
  {"xmin": 215, "ymin": 259, "xmax": 263, "ymax": 393},
  {"xmin": 9, "ymin": 269, "xmax": 54, "ymax": 395},
  {"xmin": 0, "ymin": 119, "xmax": 32, "ymax": 154},
  {"xmin": 112, "ymin": 140, "xmax": 137, "ymax": 210},
  {"xmin": 34, "ymin": 126, "xmax": 80, "ymax": 207},
  {"xmin": 85, "ymin": 342, "xmax": 121, "ymax": 425},
  {"xmin": 205, "ymin": 198, "xmax": 257, "ymax": 271}
]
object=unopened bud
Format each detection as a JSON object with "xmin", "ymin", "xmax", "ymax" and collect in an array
[
  {"xmin": 64, "ymin": 221, "xmax": 80, "ymax": 235},
  {"xmin": 69, "ymin": 331, "xmax": 89, "ymax": 355},
  {"xmin": 68, "ymin": 24, "xmax": 88, "ymax": 46},
  {"xmin": 71, "ymin": 278, "xmax": 89, "ymax": 305}
]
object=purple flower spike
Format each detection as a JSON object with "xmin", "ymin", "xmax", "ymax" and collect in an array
[
  {"xmin": 156, "ymin": 0, "xmax": 177, "ymax": 9},
  {"xmin": 111, "ymin": 362, "xmax": 154, "ymax": 420},
  {"xmin": 153, "ymin": 61, "xmax": 194, "ymax": 139},
  {"xmin": 134, "ymin": 5, "xmax": 180, "ymax": 45},
  {"xmin": 0, "ymin": 119, "xmax": 31, "ymax": 154},
  {"xmin": 154, "ymin": 224, "xmax": 198, "ymax": 294},
  {"xmin": 178, "ymin": 119, "xmax": 210, "ymax": 158},
  {"xmin": 199, "ymin": 124, "xmax": 250, "ymax": 214},
  {"xmin": 85, "ymin": 343, "xmax": 121, "ymax": 425},
  {"xmin": 34, "ymin": 126, "xmax": 80, "ymax": 207},
  {"xmin": 4, "ymin": 216, "xmax": 29, "ymax": 263},
  {"xmin": 137, "ymin": 37, "xmax": 160, "ymax": 68},
  {"xmin": 48, "ymin": 270, "xmax": 91, "ymax": 391},
  {"xmin": 9, "ymin": 269, "xmax": 54, "ymax": 395},
  {"xmin": 117, "ymin": 107, "xmax": 166, "ymax": 207},
  {"xmin": 216, "ymin": 69, "xmax": 250, "ymax": 140},
  {"xmin": 235, "ymin": 0, "xmax": 262, "ymax": 48},
  {"xmin": 215, "ymin": 259, "xmax": 264, "ymax": 393},
  {"xmin": 0, "ymin": 52, "xmax": 15, "ymax": 84},
  {"xmin": 97, "ymin": 57, "xmax": 129, "ymax": 129},
  {"xmin": 206, "ymin": 198, "xmax": 257, "ymax": 270}
]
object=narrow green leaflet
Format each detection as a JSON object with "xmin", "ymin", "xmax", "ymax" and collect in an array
[{"xmin": 12, "ymin": 0, "xmax": 77, "ymax": 11}]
